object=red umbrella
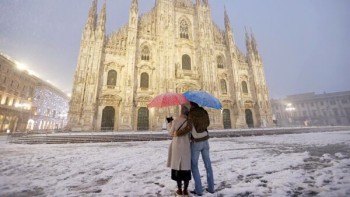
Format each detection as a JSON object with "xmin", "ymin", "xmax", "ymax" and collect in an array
[{"xmin": 147, "ymin": 93, "xmax": 189, "ymax": 108}]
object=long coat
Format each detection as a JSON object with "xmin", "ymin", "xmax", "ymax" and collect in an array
[{"xmin": 166, "ymin": 115, "xmax": 191, "ymax": 171}]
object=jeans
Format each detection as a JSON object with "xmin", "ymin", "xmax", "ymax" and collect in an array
[{"xmin": 191, "ymin": 140, "xmax": 214, "ymax": 194}]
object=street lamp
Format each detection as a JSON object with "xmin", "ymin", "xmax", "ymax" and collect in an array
[{"xmin": 285, "ymin": 103, "xmax": 295, "ymax": 127}]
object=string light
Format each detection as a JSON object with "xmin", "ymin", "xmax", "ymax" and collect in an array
[{"xmin": 30, "ymin": 88, "xmax": 69, "ymax": 130}]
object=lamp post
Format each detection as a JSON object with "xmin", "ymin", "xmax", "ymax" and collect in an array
[{"xmin": 285, "ymin": 103, "xmax": 295, "ymax": 127}]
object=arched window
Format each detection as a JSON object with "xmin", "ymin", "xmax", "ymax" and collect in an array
[
  {"xmin": 107, "ymin": 70, "xmax": 117, "ymax": 86},
  {"xmin": 182, "ymin": 54, "xmax": 191, "ymax": 70},
  {"xmin": 242, "ymin": 81, "xmax": 248, "ymax": 93},
  {"xmin": 180, "ymin": 19, "xmax": 189, "ymax": 39},
  {"xmin": 221, "ymin": 79, "xmax": 227, "ymax": 94},
  {"xmin": 217, "ymin": 56, "xmax": 224, "ymax": 68},
  {"xmin": 141, "ymin": 46, "xmax": 150, "ymax": 61},
  {"xmin": 140, "ymin": 72, "xmax": 149, "ymax": 89}
]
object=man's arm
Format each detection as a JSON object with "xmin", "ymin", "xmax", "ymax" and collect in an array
[{"xmin": 176, "ymin": 119, "xmax": 193, "ymax": 136}]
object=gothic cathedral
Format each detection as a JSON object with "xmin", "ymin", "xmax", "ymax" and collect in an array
[{"xmin": 67, "ymin": 0, "xmax": 273, "ymax": 131}]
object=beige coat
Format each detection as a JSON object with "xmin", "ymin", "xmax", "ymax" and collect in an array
[{"xmin": 166, "ymin": 115, "xmax": 191, "ymax": 171}]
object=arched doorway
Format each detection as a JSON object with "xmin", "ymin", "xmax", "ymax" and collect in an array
[
  {"xmin": 137, "ymin": 107, "xmax": 149, "ymax": 130},
  {"xmin": 101, "ymin": 106, "xmax": 115, "ymax": 130},
  {"xmin": 223, "ymin": 109, "xmax": 231, "ymax": 129},
  {"xmin": 245, "ymin": 109, "xmax": 254, "ymax": 128}
]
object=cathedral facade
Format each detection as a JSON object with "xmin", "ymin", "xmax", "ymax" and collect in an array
[{"xmin": 68, "ymin": 0, "xmax": 273, "ymax": 131}]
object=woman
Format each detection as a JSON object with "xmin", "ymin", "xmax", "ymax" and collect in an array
[{"xmin": 167, "ymin": 105, "xmax": 192, "ymax": 197}]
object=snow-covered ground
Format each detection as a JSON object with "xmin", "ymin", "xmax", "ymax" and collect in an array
[{"xmin": 1, "ymin": 131, "xmax": 350, "ymax": 197}]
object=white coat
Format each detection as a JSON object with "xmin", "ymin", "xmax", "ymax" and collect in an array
[{"xmin": 166, "ymin": 115, "xmax": 191, "ymax": 171}]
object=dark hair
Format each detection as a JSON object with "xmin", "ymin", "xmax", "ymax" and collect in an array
[
  {"xmin": 190, "ymin": 101, "xmax": 199, "ymax": 107},
  {"xmin": 181, "ymin": 105, "xmax": 189, "ymax": 115}
]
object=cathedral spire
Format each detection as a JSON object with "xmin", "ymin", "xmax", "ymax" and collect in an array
[
  {"xmin": 196, "ymin": 0, "xmax": 200, "ymax": 6},
  {"xmin": 250, "ymin": 29, "xmax": 260, "ymax": 57},
  {"xmin": 203, "ymin": 0, "xmax": 208, "ymax": 6},
  {"xmin": 224, "ymin": 5, "xmax": 231, "ymax": 30},
  {"xmin": 85, "ymin": 0, "xmax": 98, "ymax": 30},
  {"xmin": 245, "ymin": 27, "xmax": 252, "ymax": 54},
  {"xmin": 131, "ymin": 0, "xmax": 138, "ymax": 13},
  {"xmin": 97, "ymin": 0, "xmax": 106, "ymax": 32}
]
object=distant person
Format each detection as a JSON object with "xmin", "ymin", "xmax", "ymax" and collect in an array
[
  {"xmin": 167, "ymin": 105, "xmax": 192, "ymax": 197},
  {"xmin": 188, "ymin": 101, "xmax": 215, "ymax": 195}
]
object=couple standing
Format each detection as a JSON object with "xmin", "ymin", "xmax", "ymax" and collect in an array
[{"xmin": 167, "ymin": 102, "xmax": 215, "ymax": 196}]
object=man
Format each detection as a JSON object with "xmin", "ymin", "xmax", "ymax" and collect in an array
[{"xmin": 188, "ymin": 101, "xmax": 214, "ymax": 196}]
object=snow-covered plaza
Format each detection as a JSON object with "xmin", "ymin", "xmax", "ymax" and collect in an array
[{"xmin": 1, "ymin": 130, "xmax": 350, "ymax": 197}]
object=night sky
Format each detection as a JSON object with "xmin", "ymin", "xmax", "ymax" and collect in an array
[{"xmin": 0, "ymin": 0, "xmax": 349, "ymax": 99}]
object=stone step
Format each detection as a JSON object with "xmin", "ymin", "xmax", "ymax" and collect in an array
[{"xmin": 8, "ymin": 126, "xmax": 350, "ymax": 144}]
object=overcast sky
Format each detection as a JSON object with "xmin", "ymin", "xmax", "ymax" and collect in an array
[{"xmin": 0, "ymin": 0, "xmax": 349, "ymax": 99}]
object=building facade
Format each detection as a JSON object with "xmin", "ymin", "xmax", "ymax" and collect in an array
[
  {"xmin": 271, "ymin": 91, "xmax": 350, "ymax": 127},
  {"xmin": 0, "ymin": 53, "xmax": 69, "ymax": 133},
  {"xmin": 68, "ymin": 0, "xmax": 273, "ymax": 131},
  {"xmin": 0, "ymin": 54, "xmax": 36, "ymax": 133}
]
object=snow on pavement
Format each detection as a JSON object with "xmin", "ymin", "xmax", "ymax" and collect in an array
[{"xmin": 0, "ymin": 131, "xmax": 350, "ymax": 196}]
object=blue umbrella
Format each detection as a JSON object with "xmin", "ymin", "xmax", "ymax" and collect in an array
[{"xmin": 183, "ymin": 91, "xmax": 222, "ymax": 109}]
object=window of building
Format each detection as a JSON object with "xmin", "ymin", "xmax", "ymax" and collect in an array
[
  {"xmin": 303, "ymin": 111, "xmax": 307, "ymax": 116},
  {"xmin": 107, "ymin": 70, "xmax": 117, "ymax": 86},
  {"xmin": 217, "ymin": 56, "xmax": 224, "ymax": 68},
  {"xmin": 345, "ymin": 108, "xmax": 350, "ymax": 116},
  {"xmin": 182, "ymin": 54, "xmax": 191, "ymax": 70},
  {"xmin": 140, "ymin": 72, "xmax": 149, "ymax": 89},
  {"xmin": 341, "ymin": 99, "xmax": 348, "ymax": 104},
  {"xmin": 180, "ymin": 19, "xmax": 189, "ymax": 39},
  {"xmin": 5, "ymin": 97, "xmax": 9, "ymax": 105},
  {"xmin": 220, "ymin": 79, "xmax": 227, "ymax": 94},
  {"xmin": 242, "ymin": 81, "xmax": 248, "ymax": 94},
  {"xmin": 336, "ymin": 118, "xmax": 341, "ymax": 124},
  {"xmin": 141, "ymin": 46, "xmax": 150, "ymax": 61},
  {"xmin": 330, "ymin": 100, "xmax": 336, "ymax": 105},
  {"xmin": 322, "ymin": 109, "xmax": 327, "ymax": 117},
  {"xmin": 320, "ymin": 101, "xmax": 324, "ymax": 106},
  {"xmin": 310, "ymin": 102, "xmax": 314, "ymax": 107},
  {"xmin": 333, "ymin": 108, "xmax": 339, "ymax": 116}
]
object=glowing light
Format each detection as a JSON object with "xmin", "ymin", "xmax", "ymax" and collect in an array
[
  {"xmin": 28, "ymin": 69, "xmax": 38, "ymax": 77},
  {"xmin": 15, "ymin": 61, "xmax": 27, "ymax": 70},
  {"xmin": 285, "ymin": 103, "xmax": 295, "ymax": 111},
  {"xmin": 14, "ymin": 103, "xmax": 31, "ymax": 110}
]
